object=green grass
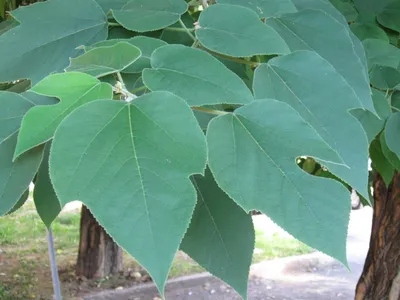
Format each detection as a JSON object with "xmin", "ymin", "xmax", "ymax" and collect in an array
[{"xmin": 0, "ymin": 200, "xmax": 312, "ymax": 299}]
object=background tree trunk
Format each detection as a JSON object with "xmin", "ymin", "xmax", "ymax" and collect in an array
[
  {"xmin": 76, "ymin": 205, "xmax": 123, "ymax": 278},
  {"xmin": 355, "ymin": 171, "xmax": 400, "ymax": 300}
]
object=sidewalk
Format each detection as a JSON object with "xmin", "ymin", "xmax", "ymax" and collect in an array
[{"xmin": 85, "ymin": 207, "xmax": 373, "ymax": 300}]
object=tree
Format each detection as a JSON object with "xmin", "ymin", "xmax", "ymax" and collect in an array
[{"xmin": 0, "ymin": 0, "xmax": 399, "ymax": 299}]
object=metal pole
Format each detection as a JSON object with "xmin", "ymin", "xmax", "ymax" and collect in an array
[{"xmin": 47, "ymin": 227, "xmax": 62, "ymax": 300}]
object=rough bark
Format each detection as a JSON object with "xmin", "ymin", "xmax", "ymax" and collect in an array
[
  {"xmin": 355, "ymin": 171, "xmax": 400, "ymax": 300},
  {"xmin": 76, "ymin": 205, "xmax": 123, "ymax": 278}
]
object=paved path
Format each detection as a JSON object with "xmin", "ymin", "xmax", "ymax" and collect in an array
[{"xmin": 86, "ymin": 207, "xmax": 373, "ymax": 300}]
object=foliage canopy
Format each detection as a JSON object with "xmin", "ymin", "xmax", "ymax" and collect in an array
[{"xmin": 1, "ymin": 0, "xmax": 400, "ymax": 298}]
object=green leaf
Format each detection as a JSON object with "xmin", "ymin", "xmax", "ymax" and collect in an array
[
  {"xmin": 351, "ymin": 90, "xmax": 390, "ymax": 143},
  {"xmin": 329, "ymin": 0, "xmax": 358, "ymax": 22},
  {"xmin": 196, "ymin": 4, "xmax": 289, "ymax": 57},
  {"xmin": 143, "ymin": 45, "xmax": 253, "ymax": 106},
  {"xmin": 215, "ymin": 0, "xmax": 297, "ymax": 18},
  {"xmin": 253, "ymin": 51, "xmax": 369, "ymax": 198},
  {"xmin": 181, "ymin": 168, "xmax": 254, "ymax": 299},
  {"xmin": 377, "ymin": 1, "xmax": 400, "ymax": 32},
  {"xmin": 363, "ymin": 39, "xmax": 400, "ymax": 70},
  {"xmin": 14, "ymin": 73, "xmax": 113, "ymax": 159},
  {"xmin": 6, "ymin": 189, "xmax": 29, "ymax": 215},
  {"xmin": 0, "ymin": 19, "xmax": 18, "ymax": 36},
  {"xmin": 0, "ymin": 0, "xmax": 108, "ymax": 84},
  {"xmin": 392, "ymin": 91, "xmax": 400, "ymax": 110},
  {"xmin": 50, "ymin": 92, "xmax": 207, "ymax": 294},
  {"xmin": 0, "ymin": 91, "xmax": 44, "ymax": 215},
  {"xmin": 207, "ymin": 99, "xmax": 350, "ymax": 265},
  {"xmin": 350, "ymin": 23, "xmax": 389, "ymax": 42},
  {"xmin": 112, "ymin": 0, "xmax": 188, "ymax": 33},
  {"xmin": 268, "ymin": 9, "xmax": 376, "ymax": 114},
  {"xmin": 33, "ymin": 142, "xmax": 61, "ymax": 228},
  {"xmin": 380, "ymin": 132, "xmax": 400, "ymax": 171},
  {"xmin": 66, "ymin": 42, "xmax": 142, "ymax": 78},
  {"xmin": 89, "ymin": 37, "xmax": 167, "ymax": 74},
  {"xmin": 353, "ymin": 0, "xmax": 393, "ymax": 15},
  {"xmin": 370, "ymin": 66, "xmax": 400, "ymax": 90},
  {"xmin": 370, "ymin": 138, "xmax": 394, "ymax": 186},
  {"xmin": 385, "ymin": 112, "xmax": 400, "ymax": 158}
]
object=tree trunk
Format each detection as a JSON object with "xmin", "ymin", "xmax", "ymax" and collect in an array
[
  {"xmin": 76, "ymin": 205, "xmax": 123, "ymax": 278},
  {"xmin": 355, "ymin": 171, "xmax": 400, "ymax": 300}
]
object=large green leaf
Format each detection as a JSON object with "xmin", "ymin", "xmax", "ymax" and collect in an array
[
  {"xmin": 253, "ymin": 51, "xmax": 369, "ymax": 198},
  {"xmin": 181, "ymin": 168, "xmax": 254, "ymax": 299},
  {"xmin": 143, "ymin": 45, "xmax": 253, "ymax": 106},
  {"xmin": 207, "ymin": 99, "xmax": 350, "ymax": 265},
  {"xmin": 6, "ymin": 190, "xmax": 29, "ymax": 215},
  {"xmin": 196, "ymin": 4, "xmax": 289, "ymax": 57},
  {"xmin": 370, "ymin": 138, "xmax": 395, "ymax": 186},
  {"xmin": 95, "ymin": 0, "xmax": 129, "ymax": 13},
  {"xmin": 66, "ymin": 42, "xmax": 142, "ymax": 78},
  {"xmin": 88, "ymin": 37, "xmax": 167, "ymax": 73},
  {"xmin": 33, "ymin": 142, "xmax": 61, "ymax": 228},
  {"xmin": 215, "ymin": 0, "xmax": 297, "ymax": 18},
  {"xmin": 363, "ymin": 39, "xmax": 400, "ymax": 70},
  {"xmin": 112, "ymin": 0, "xmax": 188, "ymax": 32},
  {"xmin": 14, "ymin": 73, "xmax": 113, "ymax": 159},
  {"xmin": 350, "ymin": 23, "xmax": 389, "ymax": 42},
  {"xmin": 50, "ymin": 92, "xmax": 207, "ymax": 294},
  {"xmin": 0, "ymin": 92, "xmax": 44, "ymax": 215},
  {"xmin": 0, "ymin": 0, "xmax": 108, "ymax": 84},
  {"xmin": 268, "ymin": 9, "xmax": 375, "ymax": 114},
  {"xmin": 377, "ymin": 1, "xmax": 400, "ymax": 32},
  {"xmin": 385, "ymin": 112, "xmax": 400, "ymax": 158}
]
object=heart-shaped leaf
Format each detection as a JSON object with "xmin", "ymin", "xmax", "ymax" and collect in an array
[
  {"xmin": 143, "ymin": 45, "xmax": 254, "ymax": 106},
  {"xmin": 112, "ymin": 0, "xmax": 188, "ymax": 32},
  {"xmin": 50, "ymin": 91, "xmax": 207, "ymax": 295},
  {"xmin": 66, "ymin": 42, "xmax": 142, "ymax": 77},
  {"xmin": 207, "ymin": 99, "xmax": 350, "ymax": 265},
  {"xmin": 196, "ymin": 4, "xmax": 289, "ymax": 57},
  {"xmin": 14, "ymin": 72, "xmax": 113, "ymax": 159}
]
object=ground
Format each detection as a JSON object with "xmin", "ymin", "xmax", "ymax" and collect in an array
[{"xmin": 0, "ymin": 200, "xmax": 310, "ymax": 300}]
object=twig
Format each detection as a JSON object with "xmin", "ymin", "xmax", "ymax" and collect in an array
[
  {"xmin": 178, "ymin": 19, "xmax": 197, "ymax": 42},
  {"xmin": 47, "ymin": 228, "xmax": 62, "ymax": 300},
  {"xmin": 392, "ymin": 105, "xmax": 400, "ymax": 112},
  {"xmin": 164, "ymin": 27, "xmax": 195, "ymax": 32},
  {"xmin": 108, "ymin": 22, "xmax": 121, "ymax": 27}
]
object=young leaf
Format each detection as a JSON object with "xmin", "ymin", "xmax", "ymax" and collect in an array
[
  {"xmin": 377, "ymin": 1, "xmax": 400, "ymax": 32},
  {"xmin": 350, "ymin": 23, "xmax": 389, "ymax": 42},
  {"xmin": 196, "ymin": 4, "xmax": 289, "ymax": 57},
  {"xmin": 385, "ymin": 112, "xmax": 400, "ymax": 158},
  {"xmin": 181, "ymin": 168, "xmax": 254, "ymax": 299},
  {"xmin": 268, "ymin": 9, "xmax": 376, "ymax": 114},
  {"xmin": 253, "ymin": 51, "xmax": 369, "ymax": 199},
  {"xmin": 50, "ymin": 92, "xmax": 207, "ymax": 295},
  {"xmin": 0, "ymin": 92, "xmax": 44, "ymax": 215},
  {"xmin": 143, "ymin": 45, "xmax": 253, "ymax": 106},
  {"xmin": 112, "ymin": 0, "xmax": 188, "ymax": 32},
  {"xmin": 66, "ymin": 42, "xmax": 142, "ymax": 78},
  {"xmin": 216, "ymin": 0, "xmax": 297, "ymax": 18},
  {"xmin": 33, "ymin": 142, "xmax": 61, "ymax": 228},
  {"xmin": 370, "ymin": 138, "xmax": 395, "ymax": 186},
  {"xmin": 363, "ymin": 39, "xmax": 400, "ymax": 70},
  {"xmin": 351, "ymin": 90, "xmax": 391, "ymax": 143},
  {"xmin": 88, "ymin": 36, "xmax": 167, "ymax": 73},
  {"xmin": 14, "ymin": 72, "xmax": 113, "ymax": 159},
  {"xmin": 0, "ymin": 0, "xmax": 108, "ymax": 84},
  {"xmin": 207, "ymin": 99, "xmax": 350, "ymax": 265}
]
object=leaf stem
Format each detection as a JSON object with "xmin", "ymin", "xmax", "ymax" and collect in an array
[
  {"xmin": 165, "ymin": 27, "xmax": 195, "ymax": 33},
  {"xmin": 192, "ymin": 106, "xmax": 229, "ymax": 116},
  {"xmin": 108, "ymin": 22, "xmax": 121, "ymax": 27},
  {"xmin": 199, "ymin": 46, "xmax": 260, "ymax": 67},
  {"xmin": 392, "ymin": 105, "xmax": 400, "ymax": 112},
  {"xmin": 115, "ymin": 72, "xmax": 137, "ymax": 102},
  {"xmin": 47, "ymin": 227, "xmax": 62, "ymax": 300},
  {"xmin": 178, "ymin": 19, "xmax": 197, "ymax": 42}
]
